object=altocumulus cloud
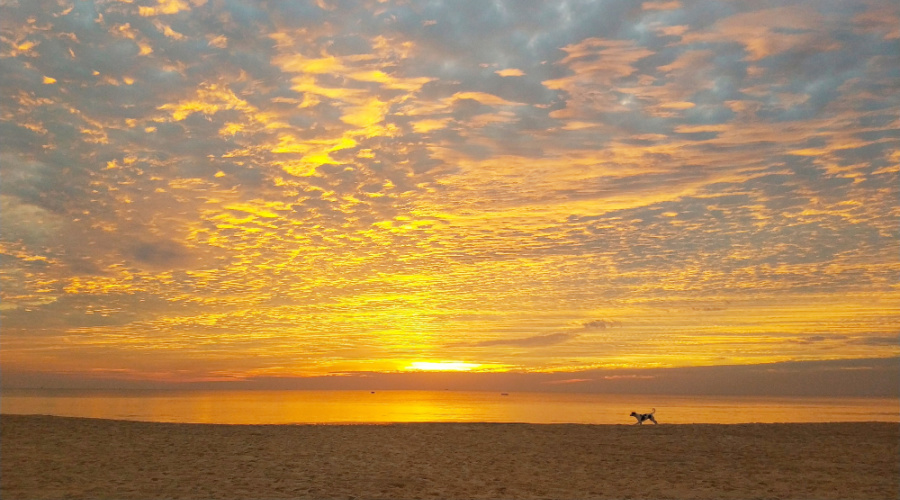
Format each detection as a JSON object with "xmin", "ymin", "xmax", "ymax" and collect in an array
[{"xmin": 0, "ymin": 0, "xmax": 898, "ymax": 386}]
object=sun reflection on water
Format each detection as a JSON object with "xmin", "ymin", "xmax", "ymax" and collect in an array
[{"xmin": 2, "ymin": 390, "xmax": 898, "ymax": 425}]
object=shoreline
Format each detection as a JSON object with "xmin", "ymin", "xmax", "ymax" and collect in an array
[{"xmin": 3, "ymin": 415, "xmax": 898, "ymax": 499}]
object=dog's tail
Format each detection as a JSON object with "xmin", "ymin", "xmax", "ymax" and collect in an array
[{"xmin": 650, "ymin": 408, "xmax": 656, "ymax": 415}]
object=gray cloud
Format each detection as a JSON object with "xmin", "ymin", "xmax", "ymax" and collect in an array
[
  {"xmin": 126, "ymin": 239, "xmax": 195, "ymax": 270},
  {"xmin": 848, "ymin": 335, "xmax": 900, "ymax": 347},
  {"xmin": 582, "ymin": 319, "xmax": 621, "ymax": 330},
  {"xmin": 462, "ymin": 332, "xmax": 578, "ymax": 348}
]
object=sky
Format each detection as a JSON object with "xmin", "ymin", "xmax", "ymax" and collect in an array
[{"xmin": 1, "ymin": 0, "xmax": 898, "ymax": 395}]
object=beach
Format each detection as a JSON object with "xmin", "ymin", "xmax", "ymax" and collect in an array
[{"xmin": 2, "ymin": 415, "xmax": 897, "ymax": 500}]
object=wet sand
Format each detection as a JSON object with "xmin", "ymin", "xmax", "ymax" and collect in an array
[{"xmin": 2, "ymin": 414, "xmax": 897, "ymax": 499}]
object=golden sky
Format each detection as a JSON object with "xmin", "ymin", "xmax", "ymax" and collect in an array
[{"xmin": 1, "ymin": 0, "xmax": 898, "ymax": 390}]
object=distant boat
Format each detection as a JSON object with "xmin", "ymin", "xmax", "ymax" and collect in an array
[{"xmin": 501, "ymin": 393, "xmax": 509, "ymax": 396}]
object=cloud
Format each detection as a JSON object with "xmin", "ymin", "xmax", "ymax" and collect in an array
[
  {"xmin": 126, "ymin": 239, "xmax": 195, "ymax": 270},
  {"xmin": 0, "ymin": 195, "xmax": 63, "ymax": 246},
  {"xmin": 0, "ymin": 0, "xmax": 898, "ymax": 383},
  {"xmin": 848, "ymin": 334, "xmax": 900, "ymax": 347},
  {"xmin": 462, "ymin": 332, "xmax": 578, "ymax": 348},
  {"xmin": 542, "ymin": 378, "xmax": 593, "ymax": 385},
  {"xmin": 583, "ymin": 319, "xmax": 621, "ymax": 330}
]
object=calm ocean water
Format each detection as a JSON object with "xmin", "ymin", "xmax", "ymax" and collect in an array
[{"xmin": 2, "ymin": 390, "xmax": 898, "ymax": 424}]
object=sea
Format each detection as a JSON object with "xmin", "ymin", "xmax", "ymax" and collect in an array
[{"xmin": 2, "ymin": 389, "xmax": 897, "ymax": 425}]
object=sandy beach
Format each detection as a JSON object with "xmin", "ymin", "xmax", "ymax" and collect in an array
[{"xmin": 2, "ymin": 415, "xmax": 897, "ymax": 500}]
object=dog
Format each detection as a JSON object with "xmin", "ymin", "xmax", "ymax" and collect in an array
[{"xmin": 629, "ymin": 408, "xmax": 657, "ymax": 425}]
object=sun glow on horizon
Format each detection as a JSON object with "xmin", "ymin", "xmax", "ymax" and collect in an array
[{"xmin": 406, "ymin": 362, "xmax": 483, "ymax": 372}]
